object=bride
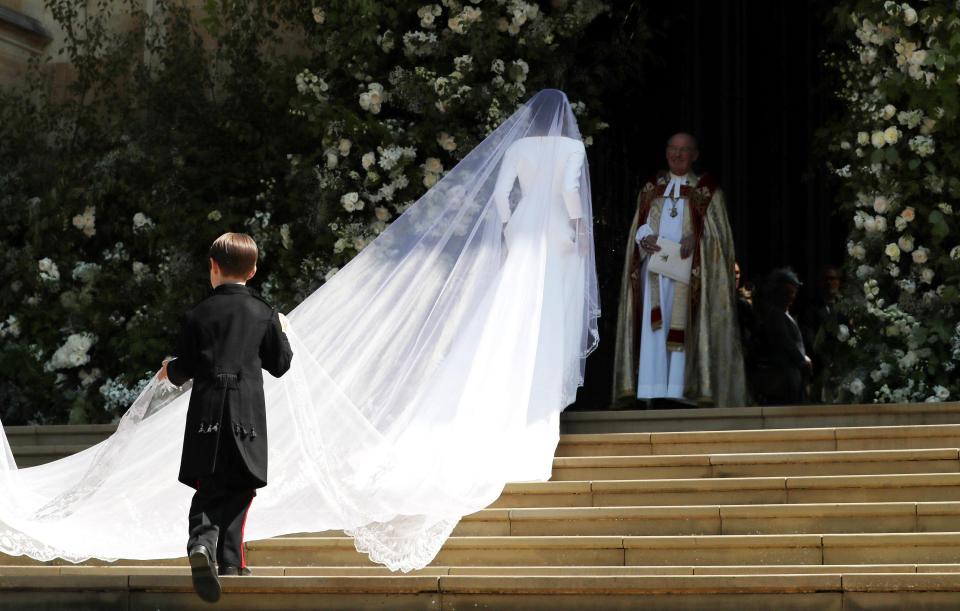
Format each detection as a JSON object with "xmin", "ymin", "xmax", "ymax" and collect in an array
[{"xmin": 0, "ymin": 89, "xmax": 598, "ymax": 572}]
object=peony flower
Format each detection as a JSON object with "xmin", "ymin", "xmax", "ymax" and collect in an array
[
  {"xmin": 338, "ymin": 139, "xmax": 352, "ymax": 156},
  {"xmin": 921, "ymin": 268, "xmax": 935, "ymax": 284},
  {"xmin": 361, "ymin": 152, "xmax": 376, "ymax": 170},
  {"xmin": 912, "ymin": 246, "xmax": 929, "ymax": 264},
  {"xmin": 857, "ymin": 131, "xmax": 870, "ymax": 146},
  {"xmin": 883, "ymin": 126, "xmax": 900, "ymax": 145},
  {"xmin": 424, "ymin": 157, "xmax": 443, "ymax": 174},
  {"xmin": 871, "ymin": 131, "xmax": 886, "ymax": 148},
  {"xmin": 881, "ymin": 104, "xmax": 897, "ymax": 120},
  {"xmin": 897, "ymin": 235, "xmax": 915, "ymax": 252},
  {"xmin": 873, "ymin": 196, "xmax": 890, "ymax": 214},
  {"xmin": 374, "ymin": 206, "xmax": 391, "ymax": 222},
  {"xmin": 903, "ymin": 6, "xmax": 918, "ymax": 25},
  {"xmin": 900, "ymin": 207, "xmax": 916, "ymax": 222},
  {"xmin": 437, "ymin": 132, "xmax": 457, "ymax": 152},
  {"xmin": 312, "ymin": 7, "xmax": 325, "ymax": 24},
  {"xmin": 885, "ymin": 243, "xmax": 902, "ymax": 261},
  {"xmin": 340, "ymin": 192, "xmax": 360, "ymax": 212},
  {"xmin": 848, "ymin": 241, "xmax": 867, "ymax": 260},
  {"xmin": 38, "ymin": 257, "xmax": 60, "ymax": 282}
]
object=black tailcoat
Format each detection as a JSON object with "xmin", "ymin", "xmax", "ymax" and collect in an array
[{"xmin": 168, "ymin": 284, "xmax": 293, "ymax": 489}]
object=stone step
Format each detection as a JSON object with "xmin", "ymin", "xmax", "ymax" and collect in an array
[
  {"xmin": 7, "ymin": 571, "xmax": 960, "ymax": 611},
  {"xmin": 11, "ymin": 422, "xmax": 960, "ymax": 467},
  {"xmin": 562, "ymin": 402, "xmax": 960, "ymax": 434},
  {"xmin": 494, "ymin": 473, "xmax": 960, "ymax": 508},
  {"xmin": 556, "ymin": 424, "xmax": 960, "ymax": 456},
  {"xmin": 242, "ymin": 533, "xmax": 960, "ymax": 567},
  {"xmin": 6, "ymin": 563, "xmax": 960, "ymax": 577},
  {"xmin": 551, "ymin": 448, "xmax": 960, "ymax": 480},
  {"xmin": 448, "ymin": 501, "xmax": 960, "ymax": 537}
]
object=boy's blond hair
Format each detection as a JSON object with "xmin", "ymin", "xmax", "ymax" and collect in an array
[{"xmin": 209, "ymin": 233, "xmax": 258, "ymax": 277}]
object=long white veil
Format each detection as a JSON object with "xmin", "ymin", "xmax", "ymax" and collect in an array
[{"xmin": 0, "ymin": 89, "xmax": 598, "ymax": 571}]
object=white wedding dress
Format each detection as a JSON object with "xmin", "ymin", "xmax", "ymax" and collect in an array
[{"xmin": 0, "ymin": 89, "xmax": 599, "ymax": 571}]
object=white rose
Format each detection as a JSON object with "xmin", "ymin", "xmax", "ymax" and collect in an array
[
  {"xmin": 849, "ymin": 378, "xmax": 865, "ymax": 396},
  {"xmin": 338, "ymin": 139, "xmax": 352, "ymax": 156},
  {"xmin": 912, "ymin": 246, "xmax": 929, "ymax": 264},
  {"xmin": 883, "ymin": 126, "xmax": 900, "ymax": 145},
  {"xmin": 885, "ymin": 243, "xmax": 902, "ymax": 261},
  {"xmin": 857, "ymin": 131, "xmax": 870, "ymax": 146},
  {"xmin": 837, "ymin": 324, "xmax": 850, "ymax": 342},
  {"xmin": 374, "ymin": 206, "xmax": 391, "ymax": 222},
  {"xmin": 950, "ymin": 246, "xmax": 960, "ymax": 261},
  {"xmin": 871, "ymin": 131, "xmax": 886, "ymax": 148},
  {"xmin": 873, "ymin": 196, "xmax": 890, "ymax": 214},
  {"xmin": 900, "ymin": 207, "xmax": 916, "ymax": 222},
  {"xmin": 882, "ymin": 104, "xmax": 897, "ymax": 120},
  {"xmin": 424, "ymin": 157, "xmax": 443, "ymax": 174},
  {"xmin": 361, "ymin": 152, "xmax": 376, "ymax": 170},
  {"xmin": 863, "ymin": 217, "xmax": 878, "ymax": 232},
  {"xmin": 897, "ymin": 235, "xmax": 914, "ymax": 252},
  {"xmin": 903, "ymin": 6, "xmax": 918, "ymax": 25},
  {"xmin": 921, "ymin": 268, "xmax": 935, "ymax": 284}
]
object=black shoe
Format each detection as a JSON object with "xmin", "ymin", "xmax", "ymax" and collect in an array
[
  {"xmin": 188, "ymin": 544, "xmax": 221, "ymax": 603},
  {"xmin": 218, "ymin": 566, "xmax": 252, "ymax": 576}
]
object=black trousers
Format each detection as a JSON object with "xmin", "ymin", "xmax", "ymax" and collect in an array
[{"xmin": 187, "ymin": 432, "xmax": 256, "ymax": 568}]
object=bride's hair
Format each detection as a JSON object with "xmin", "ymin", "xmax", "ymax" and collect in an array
[{"xmin": 527, "ymin": 89, "xmax": 571, "ymax": 137}]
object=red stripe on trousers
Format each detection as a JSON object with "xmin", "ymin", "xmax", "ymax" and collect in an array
[{"xmin": 239, "ymin": 495, "xmax": 254, "ymax": 568}]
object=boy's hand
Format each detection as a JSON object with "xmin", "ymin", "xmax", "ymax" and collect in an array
[
  {"xmin": 278, "ymin": 313, "xmax": 290, "ymax": 334},
  {"xmin": 158, "ymin": 357, "xmax": 174, "ymax": 382}
]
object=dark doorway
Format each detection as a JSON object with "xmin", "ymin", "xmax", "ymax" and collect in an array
[{"xmin": 572, "ymin": 0, "xmax": 845, "ymax": 409}]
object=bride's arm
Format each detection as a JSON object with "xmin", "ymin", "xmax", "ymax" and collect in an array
[
  {"xmin": 561, "ymin": 145, "xmax": 586, "ymax": 220},
  {"xmin": 492, "ymin": 146, "xmax": 518, "ymax": 223}
]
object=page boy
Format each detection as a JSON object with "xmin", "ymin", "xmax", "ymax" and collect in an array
[{"xmin": 160, "ymin": 232, "xmax": 293, "ymax": 603}]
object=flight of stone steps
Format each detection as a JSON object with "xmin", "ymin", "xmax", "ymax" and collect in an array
[{"xmin": 5, "ymin": 402, "xmax": 960, "ymax": 609}]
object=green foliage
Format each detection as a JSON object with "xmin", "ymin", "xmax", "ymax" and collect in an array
[
  {"xmin": 0, "ymin": 0, "xmax": 606, "ymax": 423},
  {"xmin": 822, "ymin": 0, "xmax": 960, "ymax": 404}
]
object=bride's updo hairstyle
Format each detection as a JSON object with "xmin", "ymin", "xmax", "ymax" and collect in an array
[{"xmin": 208, "ymin": 232, "xmax": 258, "ymax": 277}]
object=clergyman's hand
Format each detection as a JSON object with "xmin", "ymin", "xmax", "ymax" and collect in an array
[
  {"xmin": 639, "ymin": 234, "xmax": 661, "ymax": 254},
  {"xmin": 680, "ymin": 234, "xmax": 696, "ymax": 259}
]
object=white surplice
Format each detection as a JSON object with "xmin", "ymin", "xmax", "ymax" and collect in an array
[{"xmin": 634, "ymin": 174, "xmax": 688, "ymax": 399}]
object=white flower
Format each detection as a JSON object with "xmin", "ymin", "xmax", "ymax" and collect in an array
[
  {"xmin": 132, "ymin": 261, "xmax": 150, "ymax": 283},
  {"xmin": 860, "ymin": 47, "xmax": 877, "ymax": 64},
  {"xmin": 935, "ymin": 385, "xmax": 951, "ymax": 401},
  {"xmin": 849, "ymin": 378, "xmax": 865, "ymax": 396},
  {"xmin": 900, "ymin": 207, "xmax": 916, "ymax": 222},
  {"xmin": 324, "ymin": 267, "xmax": 339, "ymax": 281},
  {"xmin": 951, "ymin": 245, "xmax": 960, "ymax": 261},
  {"xmin": 359, "ymin": 83, "xmax": 385, "ymax": 114},
  {"xmin": 132, "ymin": 212, "xmax": 154, "ymax": 233},
  {"xmin": 938, "ymin": 203, "xmax": 953, "ymax": 215},
  {"xmin": 912, "ymin": 246, "xmax": 929, "ymax": 264},
  {"xmin": 374, "ymin": 206, "xmax": 392, "ymax": 222},
  {"xmin": 848, "ymin": 241, "xmax": 867, "ymax": 260},
  {"xmin": 418, "ymin": 4, "xmax": 441, "ymax": 28},
  {"xmin": 333, "ymin": 238, "xmax": 347, "ymax": 254},
  {"xmin": 424, "ymin": 157, "xmax": 443, "ymax": 174},
  {"xmin": 888, "ymin": 263, "xmax": 901, "ymax": 278},
  {"xmin": 897, "ymin": 235, "xmax": 915, "ymax": 252},
  {"xmin": 437, "ymin": 131, "xmax": 457, "ymax": 152},
  {"xmin": 903, "ymin": 6, "xmax": 918, "ymax": 25},
  {"xmin": 921, "ymin": 268, "xmax": 935, "ymax": 284},
  {"xmin": 871, "ymin": 130, "xmax": 887, "ymax": 148},
  {"xmin": 857, "ymin": 131, "xmax": 870, "ymax": 145},
  {"xmin": 325, "ymin": 149, "xmax": 339, "ymax": 169},
  {"xmin": 312, "ymin": 7, "xmax": 325, "ymax": 24},
  {"xmin": 883, "ymin": 126, "xmax": 901, "ymax": 145},
  {"xmin": 38, "ymin": 257, "xmax": 60, "ymax": 282},
  {"xmin": 856, "ymin": 264, "xmax": 874, "ymax": 279},
  {"xmin": 340, "ymin": 192, "xmax": 360, "ymax": 212},
  {"xmin": 900, "ymin": 278, "xmax": 916, "ymax": 294},
  {"xmin": 280, "ymin": 224, "xmax": 293, "ymax": 250},
  {"xmin": 899, "ymin": 350, "xmax": 919, "ymax": 369},
  {"xmin": 837, "ymin": 324, "xmax": 850, "ymax": 342},
  {"xmin": 885, "ymin": 243, "xmax": 902, "ymax": 261},
  {"xmin": 882, "ymin": 104, "xmax": 897, "ymax": 120},
  {"xmin": 873, "ymin": 196, "xmax": 890, "ymax": 214},
  {"xmin": 0, "ymin": 315, "xmax": 20, "ymax": 339},
  {"xmin": 71, "ymin": 206, "xmax": 96, "ymax": 237},
  {"xmin": 338, "ymin": 139, "xmax": 352, "ymax": 156},
  {"xmin": 207, "ymin": 210, "xmax": 222, "ymax": 221},
  {"xmin": 44, "ymin": 332, "xmax": 96, "ymax": 371},
  {"xmin": 491, "ymin": 59, "xmax": 505, "ymax": 74},
  {"xmin": 361, "ymin": 152, "xmax": 376, "ymax": 170},
  {"xmin": 908, "ymin": 134, "xmax": 935, "ymax": 157}
]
